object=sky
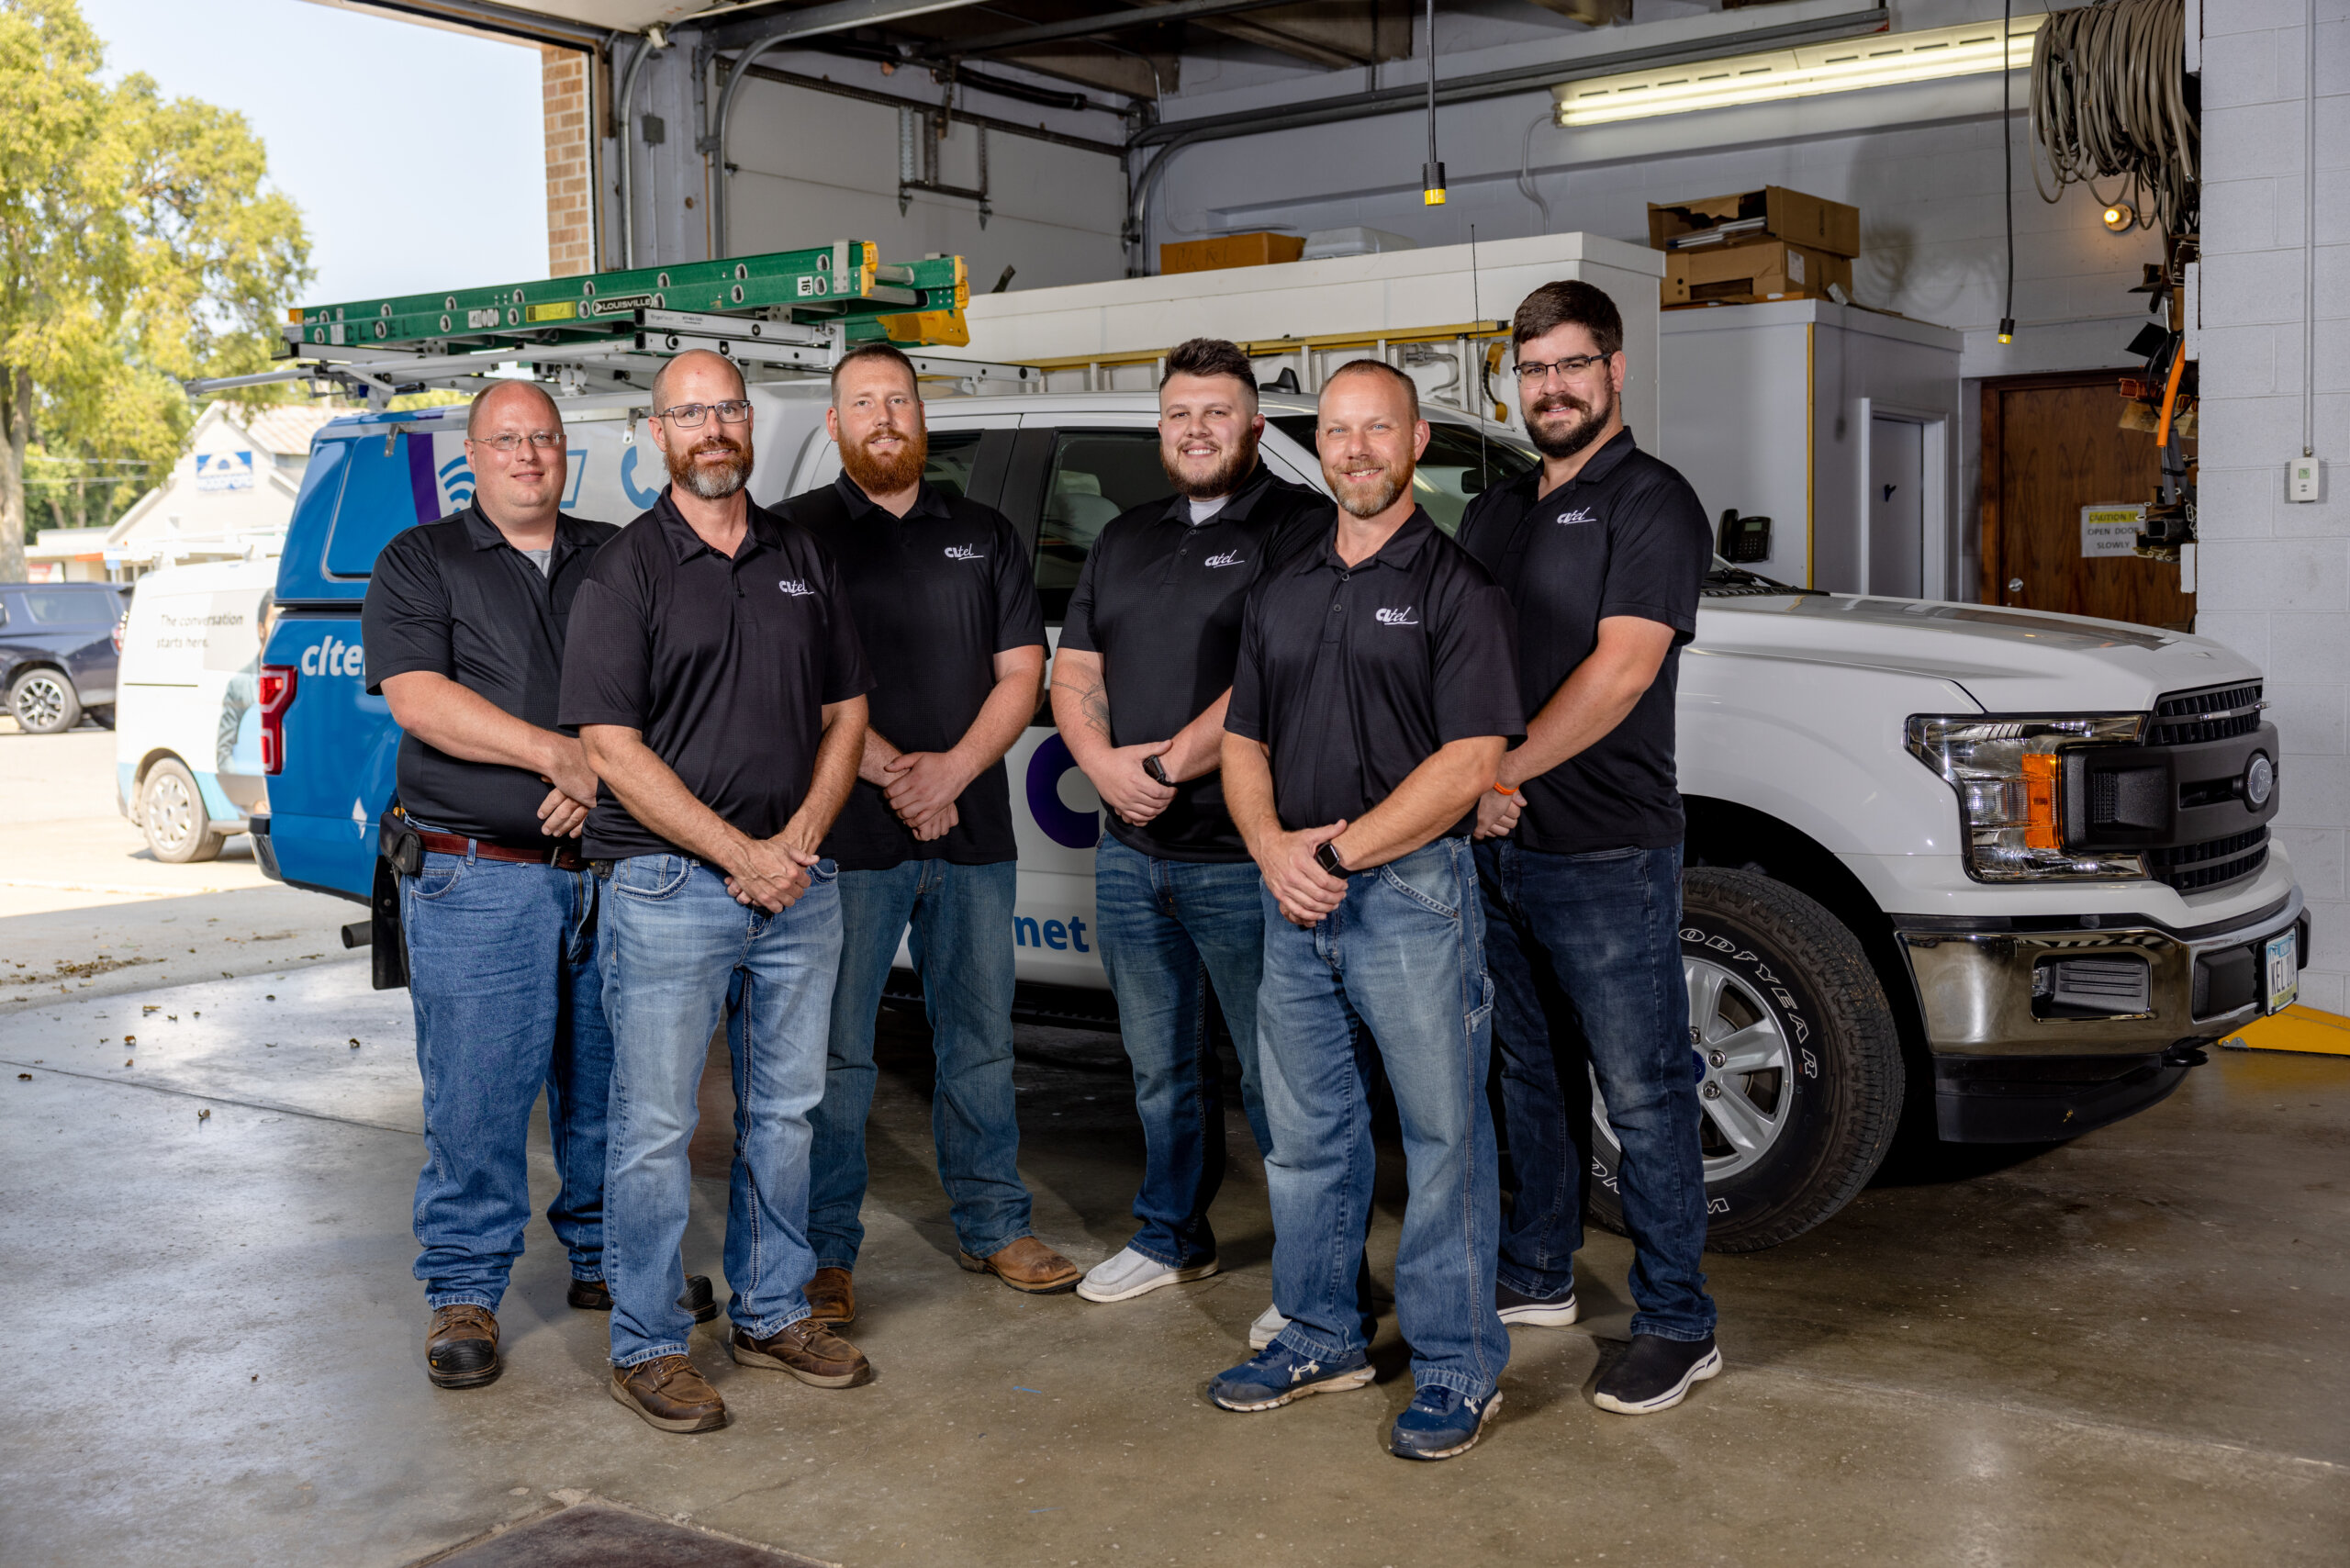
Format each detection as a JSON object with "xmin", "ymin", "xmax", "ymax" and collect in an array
[{"xmin": 77, "ymin": 0, "xmax": 548, "ymax": 308}]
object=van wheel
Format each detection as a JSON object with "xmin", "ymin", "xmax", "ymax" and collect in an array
[
  {"xmin": 8, "ymin": 668, "xmax": 81, "ymax": 734},
  {"xmin": 1587, "ymin": 868, "xmax": 1902, "ymax": 1252},
  {"xmin": 140, "ymin": 758, "xmax": 226, "ymax": 864}
]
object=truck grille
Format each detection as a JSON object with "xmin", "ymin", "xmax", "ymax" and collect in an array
[
  {"xmin": 2145, "ymin": 825, "xmax": 2269, "ymax": 892},
  {"xmin": 2149, "ymin": 682, "xmax": 2263, "ymax": 746}
]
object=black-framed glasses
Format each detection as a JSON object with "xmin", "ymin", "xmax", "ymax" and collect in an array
[
  {"xmin": 471, "ymin": 431, "xmax": 563, "ymax": 453},
  {"xmin": 1515, "ymin": 354, "xmax": 1610, "ymax": 383},
  {"xmin": 655, "ymin": 399, "xmax": 754, "ymax": 427}
]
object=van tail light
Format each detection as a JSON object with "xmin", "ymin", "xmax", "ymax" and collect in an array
[{"xmin": 258, "ymin": 664, "xmax": 297, "ymax": 775}]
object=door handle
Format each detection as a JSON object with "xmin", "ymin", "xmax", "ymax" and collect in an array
[{"xmin": 2007, "ymin": 577, "xmax": 2024, "ymax": 605}]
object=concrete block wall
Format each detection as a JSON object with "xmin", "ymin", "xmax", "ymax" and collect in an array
[
  {"xmin": 2198, "ymin": 0, "xmax": 2350, "ymax": 1015},
  {"xmin": 542, "ymin": 45, "xmax": 594, "ymax": 277}
]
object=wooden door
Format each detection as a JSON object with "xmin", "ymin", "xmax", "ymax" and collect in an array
[{"xmin": 1980, "ymin": 370, "xmax": 2195, "ymax": 629}]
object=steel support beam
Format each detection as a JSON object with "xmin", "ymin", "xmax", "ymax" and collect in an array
[
  {"xmin": 910, "ymin": 0, "xmax": 1313, "ymax": 60},
  {"xmin": 698, "ymin": 0, "xmax": 997, "ymax": 51}
]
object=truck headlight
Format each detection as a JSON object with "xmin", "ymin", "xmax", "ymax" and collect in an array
[{"xmin": 1906, "ymin": 714, "xmax": 2149, "ymax": 881}]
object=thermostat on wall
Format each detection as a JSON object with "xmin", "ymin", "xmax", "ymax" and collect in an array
[{"xmin": 2287, "ymin": 456, "xmax": 2323, "ymax": 502}]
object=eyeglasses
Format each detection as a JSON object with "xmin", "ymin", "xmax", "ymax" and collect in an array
[
  {"xmin": 655, "ymin": 399, "xmax": 754, "ymax": 427},
  {"xmin": 471, "ymin": 431, "xmax": 562, "ymax": 453},
  {"xmin": 1515, "ymin": 354, "xmax": 1610, "ymax": 384}
]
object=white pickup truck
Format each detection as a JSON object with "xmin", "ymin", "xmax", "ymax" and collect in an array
[{"xmin": 279, "ymin": 381, "xmax": 2305, "ymax": 1250}]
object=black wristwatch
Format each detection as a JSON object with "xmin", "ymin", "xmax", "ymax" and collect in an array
[
  {"xmin": 1142, "ymin": 754, "xmax": 1171, "ymax": 787},
  {"xmin": 1314, "ymin": 839, "xmax": 1348, "ymax": 878}
]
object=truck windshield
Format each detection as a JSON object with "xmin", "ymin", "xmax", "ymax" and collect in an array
[{"xmin": 1268, "ymin": 416, "xmax": 1537, "ymax": 535}]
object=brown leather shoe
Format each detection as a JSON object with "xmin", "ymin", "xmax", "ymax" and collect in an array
[
  {"xmin": 806, "ymin": 1266, "xmax": 856, "ymax": 1327},
  {"xmin": 609, "ymin": 1354, "xmax": 729, "ymax": 1433},
  {"xmin": 426, "ymin": 1304, "xmax": 501, "ymax": 1389},
  {"xmin": 730, "ymin": 1316, "xmax": 875, "ymax": 1387},
  {"xmin": 567, "ymin": 1273, "xmax": 719, "ymax": 1324},
  {"xmin": 957, "ymin": 1236, "xmax": 1082, "ymax": 1294}
]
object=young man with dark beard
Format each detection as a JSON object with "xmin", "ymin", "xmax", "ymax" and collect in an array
[
  {"xmin": 779, "ymin": 343, "xmax": 1072, "ymax": 1319},
  {"xmin": 563, "ymin": 349, "xmax": 876, "ymax": 1433},
  {"xmin": 1455, "ymin": 280, "xmax": 1721, "ymax": 1416},
  {"xmin": 1210, "ymin": 361, "xmax": 1523, "ymax": 1462},
  {"xmin": 1047, "ymin": 339, "xmax": 1332, "ymax": 1316}
]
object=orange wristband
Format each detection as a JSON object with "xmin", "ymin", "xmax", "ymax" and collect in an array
[{"xmin": 1492, "ymin": 782, "xmax": 1518, "ymax": 796}]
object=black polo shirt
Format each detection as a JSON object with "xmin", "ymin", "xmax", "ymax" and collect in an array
[
  {"xmin": 1060, "ymin": 465, "xmax": 1333, "ymax": 863},
  {"xmin": 557, "ymin": 489, "xmax": 872, "ymax": 861},
  {"xmin": 1455, "ymin": 429, "xmax": 1712, "ymax": 854},
  {"xmin": 776, "ymin": 473, "xmax": 1044, "ymax": 870},
  {"xmin": 1227, "ymin": 507, "xmax": 1522, "ymax": 843},
  {"xmin": 362, "ymin": 504, "xmax": 620, "ymax": 846}
]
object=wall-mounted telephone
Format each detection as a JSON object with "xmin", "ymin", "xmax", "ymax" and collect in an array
[{"xmin": 1717, "ymin": 510, "xmax": 1772, "ymax": 563}]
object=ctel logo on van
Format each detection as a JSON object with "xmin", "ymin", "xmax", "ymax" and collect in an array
[
  {"xmin": 1555, "ymin": 508, "xmax": 1598, "ymax": 527},
  {"xmin": 1374, "ymin": 607, "xmax": 1418, "ymax": 627},
  {"xmin": 1204, "ymin": 550, "xmax": 1245, "ymax": 568},
  {"xmin": 944, "ymin": 544, "xmax": 984, "ymax": 562},
  {"xmin": 301, "ymin": 634, "xmax": 364, "ymax": 678},
  {"xmin": 777, "ymin": 578, "xmax": 816, "ymax": 598}
]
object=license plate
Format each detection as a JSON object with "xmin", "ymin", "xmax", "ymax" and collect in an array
[{"xmin": 2265, "ymin": 929, "xmax": 2300, "ymax": 1015}]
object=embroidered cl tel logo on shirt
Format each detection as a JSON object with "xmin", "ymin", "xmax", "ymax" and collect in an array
[
  {"xmin": 1374, "ymin": 606, "xmax": 1419, "ymax": 627},
  {"xmin": 1555, "ymin": 508, "xmax": 1599, "ymax": 527},
  {"xmin": 1203, "ymin": 550, "xmax": 1246, "ymax": 568},
  {"xmin": 944, "ymin": 544, "xmax": 985, "ymax": 561},
  {"xmin": 777, "ymin": 578, "xmax": 816, "ymax": 598}
]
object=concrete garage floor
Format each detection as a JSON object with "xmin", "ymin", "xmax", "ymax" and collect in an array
[{"xmin": 1, "ymin": 958, "xmax": 2345, "ymax": 1568}]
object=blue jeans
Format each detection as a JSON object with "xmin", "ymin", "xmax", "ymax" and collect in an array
[
  {"xmin": 808, "ymin": 858, "xmax": 1030, "ymax": 1269},
  {"xmin": 1257, "ymin": 836, "xmax": 1508, "ymax": 1401},
  {"xmin": 1477, "ymin": 840, "xmax": 1716, "ymax": 1342},
  {"xmin": 599, "ymin": 854, "xmax": 843, "ymax": 1367},
  {"xmin": 403, "ymin": 848, "xmax": 610, "ymax": 1311},
  {"xmin": 1092, "ymin": 835, "xmax": 1270, "ymax": 1270}
]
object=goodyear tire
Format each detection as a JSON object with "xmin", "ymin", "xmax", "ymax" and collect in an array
[{"xmin": 1587, "ymin": 868, "xmax": 1902, "ymax": 1252}]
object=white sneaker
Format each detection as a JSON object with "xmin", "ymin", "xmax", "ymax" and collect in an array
[
  {"xmin": 1075, "ymin": 1246, "xmax": 1218, "ymax": 1304},
  {"xmin": 1247, "ymin": 1302, "xmax": 1288, "ymax": 1350}
]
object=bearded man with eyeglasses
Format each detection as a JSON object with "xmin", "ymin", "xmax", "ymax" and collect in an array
[
  {"xmin": 562, "ymin": 349, "xmax": 877, "ymax": 1433},
  {"xmin": 1454, "ymin": 280, "xmax": 1722, "ymax": 1417}
]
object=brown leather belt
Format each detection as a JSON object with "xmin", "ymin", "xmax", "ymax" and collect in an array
[{"xmin": 415, "ymin": 829, "xmax": 586, "ymax": 871}]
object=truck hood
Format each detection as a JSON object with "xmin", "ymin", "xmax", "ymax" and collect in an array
[{"xmin": 1693, "ymin": 592, "xmax": 2260, "ymax": 711}]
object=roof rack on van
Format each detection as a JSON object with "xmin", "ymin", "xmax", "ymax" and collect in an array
[{"xmin": 184, "ymin": 244, "xmax": 1040, "ymax": 408}]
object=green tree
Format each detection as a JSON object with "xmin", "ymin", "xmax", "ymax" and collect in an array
[{"xmin": 0, "ymin": 0, "xmax": 309, "ymax": 578}]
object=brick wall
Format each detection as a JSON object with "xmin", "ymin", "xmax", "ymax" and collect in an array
[
  {"xmin": 543, "ymin": 44, "xmax": 594, "ymax": 276},
  {"xmin": 2197, "ymin": 0, "xmax": 2350, "ymax": 1016}
]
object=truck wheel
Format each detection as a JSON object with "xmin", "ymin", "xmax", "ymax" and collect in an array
[
  {"xmin": 140, "ymin": 758, "xmax": 226, "ymax": 864},
  {"xmin": 8, "ymin": 668, "xmax": 81, "ymax": 734},
  {"xmin": 1587, "ymin": 867, "xmax": 1902, "ymax": 1252},
  {"xmin": 86, "ymin": 705, "xmax": 115, "ymax": 730}
]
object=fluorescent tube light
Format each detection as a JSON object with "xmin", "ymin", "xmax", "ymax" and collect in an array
[{"xmin": 1552, "ymin": 13, "xmax": 2045, "ymax": 127}]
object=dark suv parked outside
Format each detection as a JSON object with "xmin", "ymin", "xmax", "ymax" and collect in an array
[{"xmin": 1, "ymin": 582, "xmax": 127, "ymax": 734}]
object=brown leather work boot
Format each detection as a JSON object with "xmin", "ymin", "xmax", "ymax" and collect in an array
[
  {"xmin": 806, "ymin": 1266, "xmax": 856, "ymax": 1327},
  {"xmin": 957, "ymin": 1236, "xmax": 1082, "ymax": 1294},
  {"xmin": 730, "ymin": 1317, "xmax": 875, "ymax": 1388},
  {"xmin": 609, "ymin": 1354, "xmax": 728, "ymax": 1433},
  {"xmin": 567, "ymin": 1272, "xmax": 719, "ymax": 1324},
  {"xmin": 425, "ymin": 1304, "xmax": 501, "ymax": 1390}
]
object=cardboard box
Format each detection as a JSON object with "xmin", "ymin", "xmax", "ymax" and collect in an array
[
  {"xmin": 1649, "ymin": 185, "xmax": 1860, "ymax": 259},
  {"xmin": 1664, "ymin": 240, "xmax": 1853, "ymax": 306},
  {"xmin": 1159, "ymin": 232, "xmax": 1306, "ymax": 275}
]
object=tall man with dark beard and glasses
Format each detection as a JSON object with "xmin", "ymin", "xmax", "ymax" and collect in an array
[
  {"xmin": 780, "ymin": 343, "xmax": 1073, "ymax": 1322},
  {"xmin": 1210, "ymin": 360, "xmax": 1524, "ymax": 1463},
  {"xmin": 563, "ymin": 349, "xmax": 876, "ymax": 1434},
  {"xmin": 1455, "ymin": 280, "xmax": 1721, "ymax": 1417},
  {"xmin": 1047, "ymin": 339, "xmax": 1332, "ymax": 1316}
]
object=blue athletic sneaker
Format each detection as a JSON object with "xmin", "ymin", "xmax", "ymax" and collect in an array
[
  {"xmin": 1388, "ymin": 1385, "xmax": 1503, "ymax": 1460},
  {"xmin": 1207, "ymin": 1342, "xmax": 1374, "ymax": 1412}
]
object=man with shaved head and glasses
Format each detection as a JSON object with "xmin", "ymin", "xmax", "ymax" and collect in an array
[
  {"xmin": 562, "ymin": 349, "xmax": 876, "ymax": 1433},
  {"xmin": 364, "ymin": 377, "xmax": 683, "ymax": 1394},
  {"xmin": 1455, "ymin": 280, "xmax": 1721, "ymax": 1417}
]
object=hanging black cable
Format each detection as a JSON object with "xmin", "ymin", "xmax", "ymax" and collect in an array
[
  {"xmin": 1999, "ymin": 0, "xmax": 2016, "ymax": 343},
  {"xmin": 1423, "ymin": 0, "xmax": 1446, "ymax": 206}
]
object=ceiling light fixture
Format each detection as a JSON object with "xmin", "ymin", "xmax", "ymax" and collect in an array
[
  {"xmin": 1552, "ymin": 13, "xmax": 2046, "ymax": 128},
  {"xmin": 2102, "ymin": 201, "xmax": 2137, "ymax": 232}
]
